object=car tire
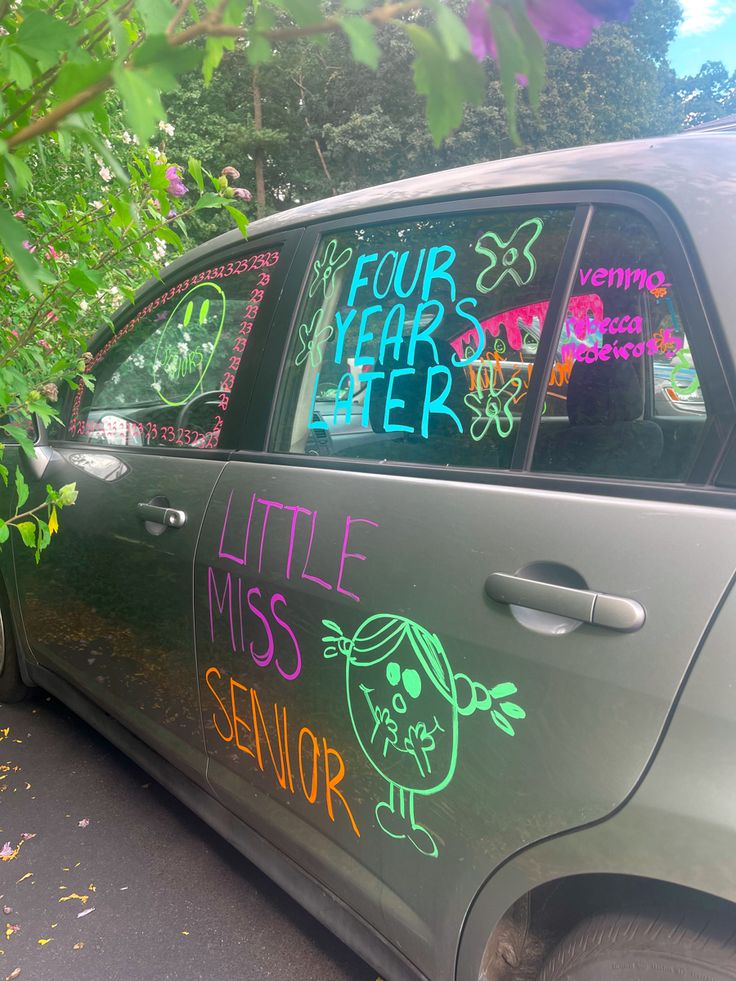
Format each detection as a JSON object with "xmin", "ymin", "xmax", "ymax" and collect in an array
[
  {"xmin": 538, "ymin": 909, "xmax": 736, "ymax": 981},
  {"xmin": 0, "ymin": 591, "xmax": 28, "ymax": 702}
]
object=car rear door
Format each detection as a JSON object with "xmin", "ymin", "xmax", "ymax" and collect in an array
[
  {"xmin": 194, "ymin": 192, "xmax": 736, "ymax": 980},
  {"xmin": 13, "ymin": 233, "xmax": 298, "ymax": 785}
]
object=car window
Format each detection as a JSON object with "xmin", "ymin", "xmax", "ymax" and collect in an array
[
  {"xmin": 66, "ymin": 248, "xmax": 281, "ymax": 449},
  {"xmin": 531, "ymin": 206, "xmax": 708, "ymax": 481},
  {"xmin": 270, "ymin": 209, "xmax": 574, "ymax": 468}
]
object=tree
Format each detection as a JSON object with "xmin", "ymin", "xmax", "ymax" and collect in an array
[{"xmin": 678, "ymin": 61, "xmax": 736, "ymax": 128}]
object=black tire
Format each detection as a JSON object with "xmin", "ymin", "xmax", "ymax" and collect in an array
[
  {"xmin": 0, "ymin": 590, "xmax": 28, "ymax": 702},
  {"xmin": 539, "ymin": 909, "xmax": 736, "ymax": 981}
]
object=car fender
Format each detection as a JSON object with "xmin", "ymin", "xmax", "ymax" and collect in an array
[{"xmin": 456, "ymin": 575, "xmax": 736, "ymax": 981}]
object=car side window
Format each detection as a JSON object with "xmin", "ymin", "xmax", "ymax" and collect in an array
[
  {"xmin": 66, "ymin": 248, "xmax": 281, "ymax": 449},
  {"xmin": 532, "ymin": 206, "xmax": 708, "ymax": 481},
  {"xmin": 270, "ymin": 209, "xmax": 574, "ymax": 468}
]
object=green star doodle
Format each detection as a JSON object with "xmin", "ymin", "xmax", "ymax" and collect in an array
[
  {"xmin": 308, "ymin": 239, "xmax": 353, "ymax": 299},
  {"xmin": 464, "ymin": 373, "xmax": 523, "ymax": 441},
  {"xmin": 475, "ymin": 218, "xmax": 544, "ymax": 295},
  {"xmin": 322, "ymin": 614, "xmax": 528, "ymax": 859},
  {"xmin": 295, "ymin": 309, "xmax": 334, "ymax": 369}
]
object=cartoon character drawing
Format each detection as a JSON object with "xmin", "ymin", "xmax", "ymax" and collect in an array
[
  {"xmin": 153, "ymin": 282, "xmax": 226, "ymax": 406},
  {"xmin": 322, "ymin": 614, "xmax": 526, "ymax": 858}
]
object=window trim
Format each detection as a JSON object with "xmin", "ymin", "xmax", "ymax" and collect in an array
[
  {"xmin": 52, "ymin": 229, "xmax": 303, "ymax": 457},
  {"xmin": 252, "ymin": 187, "xmax": 734, "ymax": 495}
]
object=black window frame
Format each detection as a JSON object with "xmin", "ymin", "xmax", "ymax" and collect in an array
[
  {"xmin": 238, "ymin": 188, "xmax": 736, "ymax": 508},
  {"xmin": 50, "ymin": 228, "xmax": 304, "ymax": 460}
]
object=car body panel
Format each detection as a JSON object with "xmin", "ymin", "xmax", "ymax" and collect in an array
[
  {"xmin": 195, "ymin": 459, "xmax": 736, "ymax": 979},
  {"xmin": 456, "ymin": 572, "xmax": 736, "ymax": 980}
]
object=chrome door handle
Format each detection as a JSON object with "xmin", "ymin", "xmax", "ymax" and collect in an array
[
  {"xmin": 485, "ymin": 573, "xmax": 645, "ymax": 632},
  {"xmin": 137, "ymin": 503, "xmax": 187, "ymax": 528}
]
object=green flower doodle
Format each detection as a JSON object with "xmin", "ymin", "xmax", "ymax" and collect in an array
[
  {"xmin": 475, "ymin": 218, "xmax": 544, "ymax": 295},
  {"xmin": 464, "ymin": 374, "xmax": 523, "ymax": 441},
  {"xmin": 322, "ymin": 614, "xmax": 527, "ymax": 859},
  {"xmin": 295, "ymin": 309, "xmax": 334, "ymax": 369},
  {"xmin": 308, "ymin": 239, "xmax": 353, "ymax": 299}
]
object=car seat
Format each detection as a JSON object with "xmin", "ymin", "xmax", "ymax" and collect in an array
[{"xmin": 535, "ymin": 358, "xmax": 663, "ymax": 479}]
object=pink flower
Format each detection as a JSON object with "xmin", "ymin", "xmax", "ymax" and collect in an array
[
  {"xmin": 221, "ymin": 166, "xmax": 240, "ymax": 180},
  {"xmin": 45, "ymin": 245, "xmax": 62, "ymax": 260},
  {"xmin": 13, "ymin": 210, "xmax": 25, "ymax": 219},
  {"xmin": 232, "ymin": 187, "xmax": 252, "ymax": 201},
  {"xmin": 466, "ymin": 0, "xmax": 635, "ymax": 62},
  {"xmin": 22, "ymin": 240, "xmax": 36, "ymax": 253},
  {"xmin": 44, "ymin": 312, "xmax": 58, "ymax": 323},
  {"xmin": 165, "ymin": 165, "xmax": 188, "ymax": 198}
]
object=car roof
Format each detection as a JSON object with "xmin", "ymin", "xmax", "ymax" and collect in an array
[
  {"xmin": 190, "ymin": 132, "xmax": 733, "ymax": 247},
  {"xmin": 142, "ymin": 132, "xmax": 736, "ymax": 357}
]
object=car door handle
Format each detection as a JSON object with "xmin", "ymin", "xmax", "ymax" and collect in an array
[
  {"xmin": 137, "ymin": 503, "xmax": 187, "ymax": 528},
  {"xmin": 485, "ymin": 573, "xmax": 645, "ymax": 632}
]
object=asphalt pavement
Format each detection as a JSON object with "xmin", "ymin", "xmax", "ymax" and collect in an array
[{"xmin": 0, "ymin": 692, "xmax": 376, "ymax": 981}]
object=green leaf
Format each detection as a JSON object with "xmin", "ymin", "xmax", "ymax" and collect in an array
[
  {"xmin": 2, "ymin": 424, "xmax": 35, "ymax": 458},
  {"xmin": 132, "ymin": 35, "xmax": 202, "ymax": 77},
  {"xmin": 487, "ymin": 5, "xmax": 526, "ymax": 144},
  {"xmin": 194, "ymin": 192, "xmax": 226, "ymax": 211},
  {"xmin": 0, "ymin": 206, "xmax": 56, "ymax": 294},
  {"xmin": 15, "ymin": 12, "xmax": 78, "ymax": 71},
  {"xmin": 139, "ymin": 0, "xmax": 176, "ymax": 34},
  {"xmin": 14, "ymin": 466, "xmax": 29, "ymax": 510},
  {"xmin": 5, "ymin": 153, "xmax": 33, "ymax": 195},
  {"xmin": 53, "ymin": 57, "xmax": 114, "ymax": 103},
  {"xmin": 188, "ymin": 157, "xmax": 204, "ymax": 193},
  {"xmin": 341, "ymin": 18, "xmax": 380, "ymax": 70},
  {"xmin": 15, "ymin": 521, "xmax": 36, "ymax": 549},
  {"xmin": 513, "ymin": 9, "xmax": 546, "ymax": 112},
  {"xmin": 500, "ymin": 701, "xmax": 526, "ymax": 719},
  {"xmin": 491, "ymin": 709, "xmax": 515, "ymax": 736},
  {"xmin": 223, "ymin": 203, "xmax": 249, "ymax": 237},
  {"xmin": 202, "ymin": 35, "xmax": 236, "ymax": 86},
  {"xmin": 278, "ymin": 0, "xmax": 325, "ymax": 27},
  {"xmin": 406, "ymin": 26, "xmax": 484, "ymax": 145},
  {"xmin": 68, "ymin": 263, "xmax": 106, "ymax": 295},
  {"xmin": 56, "ymin": 482, "xmax": 78, "ymax": 507},
  {"xmin": 113, "ymin": 66, "xmax": 164, "ymax": 144},
  {"xmin": 489, "ymin": 681, "xmax": 518, "ymax": 699},
  {"xmin": 7, "ymin": 49, "xmax": 33, "ymax": 91},
  {"xmin": 0, "ymin": 464, "xmax": 7, "ymax": 487},
  {"xmin": 435, "ymin": 5, "xmax": 471, "ymax": 60},
  {"xmin": 0, "ymin": 521, "xmax": 9, "ymax": 545}
]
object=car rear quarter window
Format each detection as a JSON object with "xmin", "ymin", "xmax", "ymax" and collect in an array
[
  {"xmin": 270, "ymin": 209, "xmax": 574, "ymax": 468},
  {"xmin": 531, "ymin": 206, "xmax": 708, "ymax": 482},
  {"xmin": 65, "ymin": 248, "xmax": 281, "ymax": 450}
]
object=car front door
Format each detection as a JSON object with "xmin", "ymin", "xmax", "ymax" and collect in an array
[
  {"xmin": 195, "ymin": 194, "xmax": 736, "ymax": 980},
  {"xmin": 13, "ymin": 236, "xmax": 296, "ymax": 785}
]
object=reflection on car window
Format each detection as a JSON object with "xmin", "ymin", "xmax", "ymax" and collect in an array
[
  {"xmin": 65, "ymin": 250, "xmax": 280, "ymax": 450},
  {"xmin": 271, "ymin": 210, "xmax": 574, "ymax": 468},
  {"xmin": 532, "ymin": 207, "xmax": 708, "ymax": 482}
]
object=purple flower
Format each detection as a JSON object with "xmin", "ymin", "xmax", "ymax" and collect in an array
[
  {"xmin": 232, "ymin": 187, "xmax": 252, "ymax": 201},
  {"xmin": 466, "ymin": 0, "xmax": 635, "ymax": 62},
  {"xmin": 221, "ymin": 166, "xmax": 240, "ymax": 180},
  {"xmin": 165, "ymin": 165, "xmax": 188, "ymax": 198}
]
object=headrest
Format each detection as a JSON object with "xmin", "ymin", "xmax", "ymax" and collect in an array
[{"xmin": 567, "ymin": 358, "xmax": 644, "ymax": 426}]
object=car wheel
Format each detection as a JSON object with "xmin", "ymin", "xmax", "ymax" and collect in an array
[
  {"xmin": 538, "ymin": 909, "xmax": 736, "ymax": 981},
  {"xmin": 0, "ymin": 593, "xmax": 28, "ymax": 702}
]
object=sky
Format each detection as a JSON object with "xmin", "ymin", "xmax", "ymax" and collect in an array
[{"xmin": 668, "ymin": 1, "xmax": 736, "ymax": 77}]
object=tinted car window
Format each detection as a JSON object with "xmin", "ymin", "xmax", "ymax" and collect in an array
[
  {"xmin": 271, "ymin": 209, "xmax": 574, "ymax": 468},
  {"xmin": 66, "ymin": 248, "xmax": 281, "ymax": 449},
  {"xmin": 532, "ymin": 207, "xmax": 708, "ymax": 481}
]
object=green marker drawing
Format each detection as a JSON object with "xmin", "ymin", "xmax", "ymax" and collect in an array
[
  {"xmin": 322, "ymin": 614, "xmax": 527, "ymax": 859},
  {"xmin": 670, "ymin": 348, "xmax": 701, "ymax": 399},
  {"xmin": 475, "ymin": 218, "xmax": 544, "ymax": 295},
  {"xmin": 309, "ymin": 239, "xmax": 353, "ymax": 299},
  {"xmin": 464, "ymin": 373, "xmax": 522, "ymax": 441},
  {"xmin": 295, "ymin": 308, "xmax": 334, "ymax": 369},
  {"xmin": 152, "ymin": 282, "xmax": 226, "ymax": 406}
]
